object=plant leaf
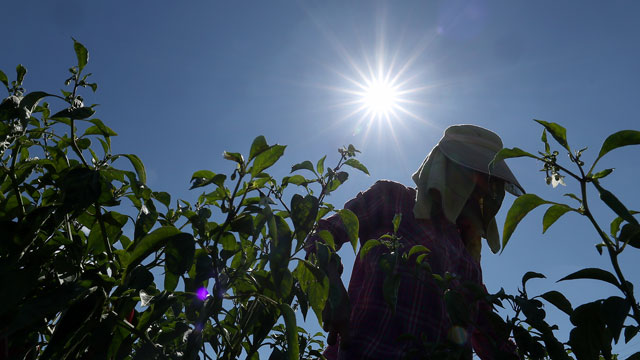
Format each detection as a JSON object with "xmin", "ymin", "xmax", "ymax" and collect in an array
[
  {"xmin": 20, "ymin": 91, "xmax": 50, "ymax": 113},
  {"xmin": 593, "ymin": 180, "xmax": 638, "ymax": 226},
  {"xmin": 0, "ymin": 69, "xmax": 8, "ymax": 89},
  {"xmin": 316, "ymin": 155, "xmax": 326, "ymax": 175},
  {"xmin": 249, "ymin": 135, "xmax": 269, "ymax": 160},
  {"xmin": 251, "ymin": 144, "xmax": 286, "ymax": 177},
  {"xmin": 84, "ymin": 119, "xmax": 118, "ymax": 137},
  {"xmin": 359, "ymin": 239, "xmax": 381, "ymax": 260},
  {"xmin": 591, "ymin": 168, "xmax": 614, "ymax": 180},
  {"xmin": 291, "ymin": 160, "xmax": 315, "ymax": 174},
  {"xmin": 502, "ymin": 194, "xmax": 551, "ymax": 251},
  {"xmin": 16, "ymin": 64, "xmax": 26, "ymax": 86},
  {"xmin": 279, "ymin": 303, "xmax": 299, "ymax": 360},
  {"xmin": 534, "ymin": 120, "xmax": 570, "ymax": 151},
  {"xmin": 594, "ymin": 130, "xmax": 640, "ymax": 165},
  {"xmin": 338, "ymin": 209, "xmax": 359, "ymax": 253},
  {"xmin": 290, "ymin": 194, "xmax": 319, "ymax": 242},
  {"xmin": 522, "ymin": 271, "xmax": 546, "ymax": 288},
  {"xmin": 344, "ymin": 158, "xmax": 369, "ymax": 175},
  {"xmin": 115, "ymin": 154, "xmax": 147, "ymax": 184},
  {"xmin": 542, "ymin": 204, "xmax": 574, "ymax": 233},
  {"xmin": 73, "ymin": 39, "xmax": 89, "ymax": 72},
  {"xmin": 540, "ymin": 290, "xmax": 573, "ymax": 316},
  {"xmin": 558, "ymin": 267, "xmax": 620, "ymax": 288},
  {"xmin": 490, "ymin": 147, "xmax": 538, "ymax": 170},
  {"xmin": 408, "ymin": 245, "xmax": 430, "ymax": 258}
]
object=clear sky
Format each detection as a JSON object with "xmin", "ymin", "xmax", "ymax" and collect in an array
[{"xmin": 4, "ymin": 1, "xmax": 640, "ymax": 357}]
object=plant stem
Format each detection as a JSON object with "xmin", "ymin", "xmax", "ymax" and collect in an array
[{"xmin": 577, "ymin": 165, "xmax": 640, "ymax": 324}]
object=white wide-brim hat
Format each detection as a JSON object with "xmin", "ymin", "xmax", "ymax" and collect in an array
[{"xmin": 437, "ymin": 124, "xmax": 525, "ymax": 196}]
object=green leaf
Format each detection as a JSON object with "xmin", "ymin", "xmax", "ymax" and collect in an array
[
  {"xmin": 316, "ymin": 155, "xmax": 326, "ymax": 175},
  {"xmin": 541, "ymin": 129, "xmax": 550, "ymax": 153},
  {"xmin": 594, "ymin": 130, "xmax": 640, "ymax": 165},
  {"xmin": 344, "ymin": 158, "xmax": 369, "ymax": 175},
  {"xmin": 115, "ymin": 154, "xmax": 147, "ymax": 184},
  {"xmin": 502, "ymin": 194, "xmax": 551, "ymax": 251},
  {"xmin": 223, "ymin": 151, "xmax": 244, "ymax": 164},
  {"xmin": 291, "ymin": 160, "xmax": 315, "ymax": 174},
  {"xmin": 152, "ymin": 191, "xmax": 171, "ymax": 208},
  {"xmin": 249, "ymin": 135, "xmax": 269, "ymax": 160},
  {"xmin": 540, "ymin": 290, "xmax": 573, "ymax": 316},
  {"xmin": 73, "ymin": 39, "xmax": 89, "ymax": 72},
  {"xmin": 619, "ymin": 223, "xmax": 640, "ymax": 249},
  {"xmin": 534, "ymin": 120, "xmax": 570, "ymax": 151},
  {"xmin": 558, "ymin": 267, "xmax": 620, "ymax": 288},
  {"xmin": 84, "ymin": 119, "xmax": 118, "ymax": 137},
  {"xmin": 190, "ymin": 170, "xmax": 226, "ymax": 189},
  {"xmin": 20, "ymin": 91, "xmax": 50, "ymax": 113},
  {"xmin": 279, "ymin": 303, "xmax": 299, "ymax": 360},
  {"xmin": 125, "ymin": 226, "xmax": 189, "ymax": 275},
  {"xmin": 16, "ymin": 64, "xmax": 26, "ymax": 86},
  {"xmin": 593, "ymin": 180, "xmax": 638, "ymax": 226},
  {"xmin": 602, "ymin": 296, "xmax": 630, "ymax": 344},
  {"xmin": 392, "ymin": 213, "xmax": 402, "ymax": 234},
  {"xmin": 164, "ymin": 270, "xmax": 179, "ymax": 292},
  {"xmin": 338, "ymin": 209, "xmax": 359, "ymax": 253},
  {"xmin": 251, "ymin": 144, "xmax": 286, "ymax": 177},
  {"xmin": 293, "ymin": 260, "xmax": 328, "ymax": 324},
  {"xmin": 317, "ymin": 230, "xmax": 335, "ymax": 251},
  {"xmin": 591, "ymin": 168, "xmax": 614, "ymax": 180},
  {"xmin": 490, "ymin": 147, "xmax": 538, "ymax": 170},
  {"xmin": 282, "ymin": 175, "xmax": 308, "ymax": 186},
  {"xmin": 522, "ymin": 271, "xmax": 546, "ymax": 288},
  {"xmin": 0, "ymin": 69, "xmax": 8, "ymax": 89},
  {"xmin": 625, "ymin": 326, "xmax": 639, "ymax": 343},
  {"xmin": 359, "ymin": 239, "xmax": 381, "ymax": 260},
  {"xmin": 165, "ymin": 233, "xmax": 195, "ymax": 275},
  {"xmin": 445, "ymin": 290, "xmax": 470, "ymax": 326},
  {"xmin": 290, "ymin": 194, "xmax": 319, "ymax": 242},
  {"xmin": 408, "ymin": 245, "xmax": 430, "ymax": 258},
  {"xmin": 542, "ymin": 204, "xmax": 574, "ymax": 233},
  {"xmin": 51, "ymin": 106, "xmax": 96, "ymax": 120}
]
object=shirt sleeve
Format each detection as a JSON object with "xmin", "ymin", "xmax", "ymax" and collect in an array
[{"xmin": 304, "ymin": 180, "xmax": 404, "ymax": 256}]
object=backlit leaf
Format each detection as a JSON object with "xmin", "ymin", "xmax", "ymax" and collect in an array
[
  {"xmin": 535, "ymin": 120, "xmax": 570, "ymax": 151},
  {"xmin": 251, "ymin": 144, "xmax": 285, "ymax": 177},
  {"xmin": 542, "ymin": 204, "xmax": 574, "ymax": 233},
  {"xmin": 291, "ymin": 160, "xmax": 315, "ymax": 174},
  {"xmin": 594, "ymin": 130, "xmax": 640, "ymax": 165},
  {"xmin": 593, "ymin": 180, "xmax": 638, "ymax": 225},
  {"xmin": 522, "ymin": 271, "xmax": 546, "ymax": 288},
  {"xmin": 540, "ymin": 290, "xmax": 573, "ymax": 316},
  {"xmin": 338, "ymin": 209, "xmax": 359, "ymax": 253},
  {"xmin": 558, "ymin": 267, "xmax": 620, "ymax": 288},
  {"xmin": 359, "ymin": 239, "xmax": 381, "ymax": 260},
  {"xmin": 502, "ymin": 194, "xmax": 551, "ymax": 251},
  {"xmin": 249, "ymin": 135, "xmax": 269, "ymax": 160},
  {"xmin": 73, "ymin": 39, "xmax": 89, "ymax": 72},
  {"xmin": 344, "ymin": 158, "xmax": 369, "ymax": 175}
]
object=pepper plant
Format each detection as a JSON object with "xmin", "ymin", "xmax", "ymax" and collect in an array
[{"xmin": 0, "ymin": 40, "xmax": 367, "ymax": 360}]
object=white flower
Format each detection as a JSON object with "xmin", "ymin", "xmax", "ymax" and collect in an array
[{"xmin": 551, "ymin": 174, "xmax": 566, "ymax": 188}]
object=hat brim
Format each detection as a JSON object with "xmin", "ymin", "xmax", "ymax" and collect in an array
[{"xmin": 439, "ymin": 140, "xmax": 525, "ymax": 196}]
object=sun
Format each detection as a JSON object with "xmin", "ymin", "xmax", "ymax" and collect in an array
[
  {"xmin": 331, "ymin": 51, "xmax": 425, "ymax": 137},
  {"xmin": 360, "ymin": 76, "xmax": 400, "ymax": 119}
]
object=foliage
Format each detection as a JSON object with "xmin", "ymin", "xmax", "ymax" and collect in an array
[
  {"xmin": 0, "ymin": 41, "xmax": 367, "ymax": 359},
  {"xmin": 488, "ymin": 120, "xmax": 640, "ymax": 360},
  {"xmin": 359, "ymin": 120, "xmax": 640, "ymax": 359}
]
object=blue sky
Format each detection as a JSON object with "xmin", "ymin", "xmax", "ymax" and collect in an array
[{"xmin": 4, "ymin": 1, "xmax": 640, "ymax": 357}]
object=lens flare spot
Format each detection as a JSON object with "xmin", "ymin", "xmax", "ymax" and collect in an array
[
  {"xmin": 448, "ymin": 325, "xmax": 468, "ymax": 345},
  {"xmin": 196, "ymin": 287, "xmax": 209, "ymax": 301}
]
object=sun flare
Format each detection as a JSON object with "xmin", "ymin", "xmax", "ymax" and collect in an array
[{"xmin": 360, "ymin": 76, "xmax": 400, "ymax": 119}]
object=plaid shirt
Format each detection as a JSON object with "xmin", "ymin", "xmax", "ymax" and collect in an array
[{"xmin": 307, "ymin": 180, "xmax": 515, "ymax": 360}]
